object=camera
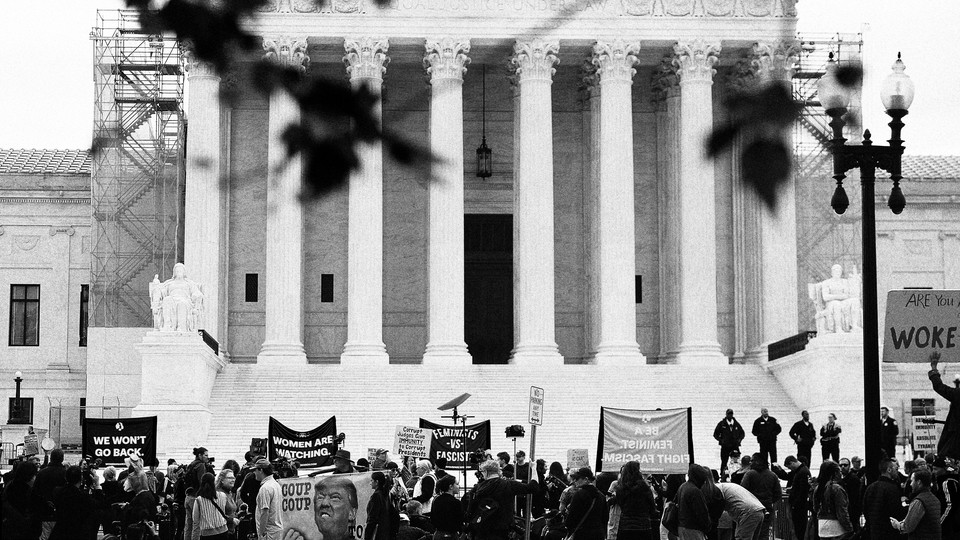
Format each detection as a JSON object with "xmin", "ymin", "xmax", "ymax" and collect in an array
[
  {"xmin": 469, "ymin": 449, "xmax": 487, "ymax": 465},
  {"xmin": 271, "ymin": 456, "xmax": 301, "ymax": 478},
  {"xmin": 505, "ymin": 425, "xmax": 525, "ymax": 438}
]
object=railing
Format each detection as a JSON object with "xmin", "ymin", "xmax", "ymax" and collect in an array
[{"xmin": 768, "ymin": 331, "xmax": 818, "ymax": 361}]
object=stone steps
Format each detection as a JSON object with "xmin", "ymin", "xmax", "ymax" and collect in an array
[{"xmin": 184, "ymin": 362, "xmax": 800, "ymax": 473}]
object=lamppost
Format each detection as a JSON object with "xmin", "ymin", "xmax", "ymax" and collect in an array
[
  {"xmin": 12, "ymin": 370, "xmax": 24, "ymax": 419},
  {"xmin": 817, "ymin": 53, "xmax": 915, "ymax": 484}
]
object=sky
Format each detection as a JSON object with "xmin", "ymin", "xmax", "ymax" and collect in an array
[{"xmin": 0, "ymin": 0, "xmax": 957, "ymax": 155}]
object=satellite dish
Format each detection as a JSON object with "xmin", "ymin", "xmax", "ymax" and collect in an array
[
  {"xmin": 438, "ymin": 393, "xmax": 471, "ymax": 411},
  {"xmin": 40, "ymin": 438, "xmax": 56, "ymax": 451}
]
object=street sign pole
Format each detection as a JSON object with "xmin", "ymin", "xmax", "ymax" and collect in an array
[{"xmin": 525, "ymin": 386, "xmax": 543, "ymax": 540}]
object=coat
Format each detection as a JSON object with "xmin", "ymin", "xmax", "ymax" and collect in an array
[
  {"xmin": 863, "ymin": 475, "xmax": 905, "ymax": 540},
  {"xmin": 714, "ymin": 419, "xmax": 745, "ymax": 449},
  {"xmin": 49, "ymin": 484, "xmax": 98, "ymax": 540},
  {"xmin": 789, "ymin": 421, "xmax": 817, "ymax": 448},
  {"xmin": 752, "ymin": 416, "xmax": 782, "ymax": 443},
  {"xmin": 365, "ymin": 489, "xmax": 393, "ymax": 540},
  {"xmin": 563, "ymin": 483, "xmax": 608, "ymax": 540},
  {"xmin": 929, "ymin": 369, "xmax": 960, "ymax": 459}
]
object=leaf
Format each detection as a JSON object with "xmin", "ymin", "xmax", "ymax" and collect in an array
[
  {"xmin": 707, "ymin": 124, "xmax": 739, "ymax": 158},
  {"xmin": 741, "ymin": 138, "xmax": 791, "ymax": 211}
]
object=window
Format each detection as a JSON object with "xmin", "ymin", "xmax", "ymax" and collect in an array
[
  {"xmin": 8, "ymin": 397, "xmax": 34, "ymax": 425},
  {"xmin": 635, "ymin": 275, "xmax": 642, "ymax": 304},
  {"xmin": 79, "ymin": 285, "xmax": 89, "ymax": 347},
  {"xmin": 9, "ymin": 285, "xmax": 40, "ymax": 346},
  {"xmin": 911, "ymin": 398, "xmax": 935, "ymax": 416},
  {"xmin": 320, "ymin": 274, "xmax": 334, "ymax": 303},
  {"xmin": 245, "ymin": 273, "xmax": 259, "ymax": 303}
]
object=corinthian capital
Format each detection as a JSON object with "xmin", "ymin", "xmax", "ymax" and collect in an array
[
  {"xmin": 263, "ymin": 37, "xmax": 310, "ymax": 72},
  {"xmin": 673, "ymin": 40, "xmax": 720, "ymax": 84},
  {"xmin": 183, "ymin": 46, "xmax": 218, "ymax": 79},
  {"xmin": 424, "ymin": 38, "xmax": 471, "ymax": 82},
  {"xmin": 511, "ymin": 39, "xmax": 559, "ymax": 83},
  {"xmin": 649, "ymin": 57, "xmax": 678, "ymax": 103},
  {"xmin": 752, "ymin": 40, "xmax": 800, "ymax": 82},
  {"xmin": 344, "ymin": 37, "xmax": 389, "ymax": 82},
  {"xmin": 592, "ymin": 40, "xmax": 640, "ymax": 84}
]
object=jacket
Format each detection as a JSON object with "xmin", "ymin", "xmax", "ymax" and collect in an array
[
  {"xmin": 740, "ymin": 468, "xmax": 782, "ymax": 512},
  {"xmin": 714, "ymin": 419, "xmax": 745, "ymax": 448},
  {"xmin": 880, "ymin": 417, "xmax": 899, "ymax": 452},
  {"xmin": 929, "ymin": 369, "xmax": 960, "ymax": 459},
  {"xmin": 752, "ymin": 416, "xmax": 782, "ymax": 443},
  {"xmin": 49, "ymin": 484, "xmax": 97, "ymax": 540},
  {"xmin": 934, "ymin": 474, "xmax": 960, "ymax": 535},
  {"xmin": 814, "ymin": 481, "xmax": 852, "ymax": 533},
  {"xmin": 900, "ymin": 489, "xmax": 941, "ymax": 540},
  {"xmin": 563, "ymin": 483, "xmax": 608, "ymax": 540},
  {"xmin": 33, "ymin": 463, "xmax": 67, "ymax": 520},
  {"xmin": 468, "ymin": 476, "xmax": 538, "ymax": 535},
  {"xmin": 613, "ymin": 483, "xmax": 656, "ymax": 531},
  {"xmin": 863, "ymin": 476, "xmax": 906, "ymax": 540},
  {"xmin": 676, "ymin": 481, "xmax": 710, "ymax": 533},
  {"xmin": 789, "ymin": 420, "xmax": 817, "ymax": 447},
  {"xmin": 365, "ymin": 489, "xmax": 393, "ymax": 540},
  {"xmin": 787, "ymin": 466, "xmax": 810, "ymax": 511}
]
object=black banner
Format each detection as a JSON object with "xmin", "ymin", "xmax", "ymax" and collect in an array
[
  {"xmin": 82, "ymin": 416, "xmax": 157, "ymax": 465},
  {"xmin": 268, "ymin": 416, "xmax": 337, "ymax": 467},
  {"xmin": 418, "ymin": 419, "xmax": 491, "ymax": 470}
]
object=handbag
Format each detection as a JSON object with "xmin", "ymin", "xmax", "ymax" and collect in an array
[
  {"xmin": 563, "ymin": 498, "xmax": 597, "ymax": 540},
  {"xmin": 209, "ymin": 497, "xmax": 237, "ymax": 535},
  {"xmin": 660, "ymin": 501, "xmax": 679, "ymax": 537}
]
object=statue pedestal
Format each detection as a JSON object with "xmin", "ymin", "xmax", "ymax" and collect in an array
[
  {"xmin": 767, "ymin": 332, "xmax": 865, "ymax": 459},
  {"xmin": 133, "ymin": 331, "xmax": 226, "ymax": 458}
]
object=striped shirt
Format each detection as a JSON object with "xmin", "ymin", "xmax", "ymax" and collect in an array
[{"xmin": 192, "ymin": 491, "xmax": 229, "ymax": 537}]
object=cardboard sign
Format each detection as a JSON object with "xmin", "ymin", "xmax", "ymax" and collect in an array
[
  {"xmin": 529, "ymin": 386, "xmax": 544, "ymax": 426},
  {"xmin": 23, "ymin": 433, "xmax": 39, "ymax": 456},
  {"xmin": 597, "ymin": 407, "xmax": 693, "ymax": 473},
  {"xmin": 911, "ymin": 415, "xmax": 941, "ymax": 455},
  {"xmin": 883, "ymin": 290, "xmax": 960, "ymax": 363},
  {"xmin": 268, "ymin": 416, "xmax": 338, "ymax": 467},
  {"xmin": 567, "ymin": 449, "xmax": 589, "ymax": 470},
  {"xmin": 393, "ymin": 425, "xmax": 433, "ymax": 459},
  {"xmin": 278, "ymin": 472, "xmax": 374, "ymax": 540},
  {"xmin": 82, "ymin": 416, "xmax": 157, "ymax": 465}
]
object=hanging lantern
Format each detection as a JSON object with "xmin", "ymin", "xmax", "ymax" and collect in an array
[{"xmin": 476, "ymin": 65, "xmax": 493, "ymax": 178}]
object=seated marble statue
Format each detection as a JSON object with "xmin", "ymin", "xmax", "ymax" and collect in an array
[
  {"xmin": 808, "ymin": 264, "xmax": 862, "ymax": 334},
  {"xmin": 149, "ymin": 263, "xmax": 204, "ymax": 332}
]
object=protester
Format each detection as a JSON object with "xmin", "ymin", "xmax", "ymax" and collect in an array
[
  {"xmin": 675, "ymin": 464, "xmax": 710, "ymax": 540},
  {"xmin": 813, "ymin": 460, "xmax": 852, "ymax": 540},
  {"xmin": 497, "ymin": 452, "xmax": 514, "ymax": 479},
  {"xmin": 2, "ymin": 460, "xmax": 40, "ymax": 540},
  {"xmin": 928, "ymin": 351, "xmax": 960, "ymax": 460},
  {"xmin": 387, "ymin": 462, "xmax": 410, "ymax": 511},
  {"xmin": 789, "ymin": 410, "xmax": 817, "ymax": 466},
  {"xmin": 414, "ymin": 474, "xmax": 436, "ymax": 513},
  {"xmin": 466, "ymin": 459, "xmax": 538, "ymax": 540},
  {"xmin": 48, "ymin": 465, "xmax": 97, "ymax": 540},
  {"xmin": 254, "ymin": 458, "xmax": 283, "ymax": 540},
  {"xmin": 863, "ymin": 459, "xmax": 907, "ymax": 540},
  {"xmin": 820, "ymin": 414, "xmax": 842, "ymax": 462},
  {"xmin": 515, "ymin": 451, "xmax": 532, "ymax": 517},
  {"xmin": 412, "ymin": 459, "xmax": 436, "ymax": 498},
  {"xmin": 783, "ymin": 455, "xmax": 811, "ymax": 540},
  {"xmin": 216, "ymin": 468, "xmax": 239, "ymax": 537},
  {"xmin": 890, "ymin": 468, "xmax": 942, "ymax": 539},
  {"xmin": 729, "ymin": 455, "xmax": 750, "ymax": 485},
  {"xmin": 33, "ymin": 448, "xmax": 68, "ymax": 539},
  {"xmin": 880, "ymin": 407, "xmax": 900, "ymax": 460},
  {"xmin": 714, "ymin": 482, "xmax": 765, "ymax": 540},
  {"xmin": 192, "ymin": 472, "xmax": 232, "ymax": 539},
  {"xmin": 611, "ymin": 461, "xmax": 656, "ymax": 540},
  {"xmin": 931, "ymin": 457, "xmax": 959, "ymax": 538},
  {"xmin": 544, "ymin": 461, "xmax": 570, "ymax": 510},
  {"xmin": 839, "ymin": 457, "xmax": 863, "ymax": 532},
  {"xmin": 713, "ymin": 409, "xmax": 745, "ymax": 480},
  {"xmin": 426, "ymin": 476, "xmax": 458, "ymax": 539},
  {"xmin": 334, "ymin": 449, "xmax": 358, "ymax": 475},
  {"xmin": 407, "ymin": 500, "xmax": 435, "ymax": 533},
  {"xmin": 740, "ymin": 453, "xmax": 781, "ymax": 540},
  {"xmin": 751, "ymin": 408, "xmax": 782, "ymax": 466},
  {"xmin": 124, "ymin": 471, "xmax": 160, "ymax": 534},
  {"xmin": 366, "ymin": 472, "xmax": 396, "ymax": 540},
  {"xmin": 563, "ymin": 467, "xmax": 608, "ymax": 540},
  {"xmin": 397, "ymin": 513, "xmax": 429, "ymax": 540}
]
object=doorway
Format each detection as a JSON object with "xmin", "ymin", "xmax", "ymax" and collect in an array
[{"xmin": 464, "ymin": 214, "xmax": 513, "ymax": 364}]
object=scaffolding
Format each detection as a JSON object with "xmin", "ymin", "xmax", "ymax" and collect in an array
[
  {"xmin": 793, "ymin": 32, "xmax": 864, "ymax": 328},
  {"xmin": 90, "ymin": 10, "xmax": 185, "ymax": 328}
]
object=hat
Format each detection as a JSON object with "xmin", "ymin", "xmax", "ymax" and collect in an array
[
  {"xmin": 254, "ymin": 458, "xmax": 272, "ymax": 469},
  {"xmin": 334, "ymin": 449, "xmax": 354, "ymax": 463},
  {"xmin": 386, "ymin": 461, "xmax": 399, "ymax": 470},
  {"xmin": 570, "ymin": 467, "xmax": 595, "ymax": 481}
]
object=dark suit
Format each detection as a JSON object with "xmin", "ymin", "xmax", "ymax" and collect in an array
[{"xmin": 880, "ymin": 417, "xmax": 899, "ymax": 459}]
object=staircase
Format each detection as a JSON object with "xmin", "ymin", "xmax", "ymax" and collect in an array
[{"xmin": 188, "ymin": 363, "xmax": 800, "ymax": 471}]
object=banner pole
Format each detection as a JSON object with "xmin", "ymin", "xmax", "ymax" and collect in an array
[{"xmin": 524, "ymin": 423, "xmax": 536, "ymax": 540}]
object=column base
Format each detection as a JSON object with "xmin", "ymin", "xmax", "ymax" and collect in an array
[
  {"xmin": 423, "ymin": 343, "xmax": 472, "ymax": 367},
  {"xmin": 674, "ymin": 341, "xmax": 727, "ymax": 366},
  {"xmin": 257, "ymin": 341, "xmax": 307, "ymax": 365},
  {"xmin": 510, "ymin": 343, "xmax": 564, "ymax": 367},
  {"xmin": 592, "ymin": 342, "xmax": 646, "ymax": 366},
  {"xmin": 341, "ymin": 342, "xmax": 390, "ymax": 367}
]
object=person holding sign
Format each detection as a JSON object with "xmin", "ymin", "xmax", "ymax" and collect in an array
[{"xmin": 928, "ymin": 351, "xmax": 960, "ymax": 460}]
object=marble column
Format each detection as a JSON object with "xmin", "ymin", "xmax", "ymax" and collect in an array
[
  {"xmin": 183, "ymin": 51, "xmax": 223, "ymax": 345},
  {"xmin": 423, "ymin": 38, "xmax": 472, "ymax": 366},
  {"xmin": 753, "ymin": 40, "xmax": 801, "ymax": 359},
  {"xmin": 257, "ymin": 37, "xmax": 309, "ymax": 365},
  {"xmin": 509, "ymin": 39, "xmax": 563, "ymax": 366},
  {"xmin": 590, "ymin": 40, "xmax": 645, "ymax": 364},
  {"xmin": 581, "ymin": 63, "xmax": 601, "ymax": 360},
  {"xmin": 341, "ymin": 37, "xmax": 390, "ymax": 366},
  {"xmin": 673, "ymin": 40, "xmax": 726, "ymax": 365},
  {"xmin": 652, "ymin": 59, "xmax": 681, "ymax": 362}
]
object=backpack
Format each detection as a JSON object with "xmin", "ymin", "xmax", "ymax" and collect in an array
[{"xmin": 468, "ymin": 497, "xmax": 501, "ymax": 532}]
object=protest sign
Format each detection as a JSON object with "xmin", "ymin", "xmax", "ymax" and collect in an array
[
  {"xmin": 597, "ymin": 407, "xmax": 692, "ymax": 473},
  {"xmin": 82, "ymin": 416, "xmax": 157, "ymax": 465},
  {"xmin": 394, "ymin": 425, "xmax": 433, "ymax": 459},
  {"xmin": 419, "ymin": 418, "xmax": 491, "ymax": 469},
  {"xmin": 268, "ymin": 416, "xmax": 338, "ymax": 467},
  {"xmin": 567, "ymin": 449, "xmax": 589, "ymax": 470},
  {"xmin": 278, "ymin": 471, "xmax": 374, "ymax": 540},
  {"xmin": 911, "ymin": 415, "xmax": 941, "ymax": 456},
  {"xmin": 883, "ymin": 290, "xmax": 960, "ymax": 363},
  {"xmin": 24, "ymin": 433, "xmax": 39, "ymax": 456}
]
